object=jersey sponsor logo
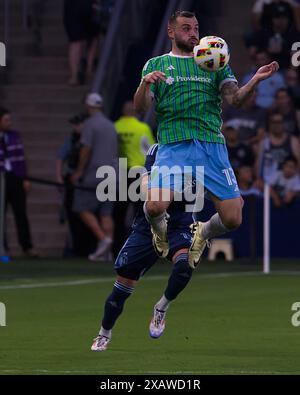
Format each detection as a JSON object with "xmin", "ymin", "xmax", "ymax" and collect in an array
[
  {"xmin": 166, "ymin": 75, "xmax": 211, "ymax": 85},
  {"xmin": 166, "ymin": 65, "xmax": 175, "ymax": 71},
  {"xmin": 177, "ymin": 76, "xmax": 211, "ymax": 83},
  {"xmin": 165, "ymin": 75, "xmax": 212, "ymax": 85},
  {"xmin": 166, "ymin": 76, "xmax": 175, "ymax": 85}
]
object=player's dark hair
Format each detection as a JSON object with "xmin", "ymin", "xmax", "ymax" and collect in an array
[
  {"xmin": 169, "ymin": 10, "xmax": 196, "ymax": 25},
  {"xmin": 0, "ymin": 107, "xmax": 10, "ymax": 120}
]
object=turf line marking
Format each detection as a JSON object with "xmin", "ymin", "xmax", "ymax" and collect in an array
[
  {"xmin": 0, "ymin": 276, "xmax": 167, "ymax": 290},
  {"xmin": 0, "ymin": 369, "xmax": 297, "ymax": 375},
  {"xmin": 0, "ymin": 270, "xmax": 298, "ymax": 290}
]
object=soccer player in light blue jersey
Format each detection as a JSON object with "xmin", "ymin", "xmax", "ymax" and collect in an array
[{"xmin": 134, "ymin": 11, "xmax": 279, "ymax": 268}]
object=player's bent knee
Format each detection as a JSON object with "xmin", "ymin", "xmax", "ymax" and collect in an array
[
  {"xmin": 116, "ymin": 276, "xmax": 137, "ymax": 288},
  {"xmin": 223, "ymin": 213, "xmax": 242, "ymax": 230}
]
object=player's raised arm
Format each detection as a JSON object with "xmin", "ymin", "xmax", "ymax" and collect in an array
[
  {"xmin": 133, "ymin": 71, "xmax": 166, "ymax": 114},
  {"xmin": 221, "ymin": 61, "xmax": 279, "ymax": 107}
]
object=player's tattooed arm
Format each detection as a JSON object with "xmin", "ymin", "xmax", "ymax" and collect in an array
[
  {"xmin": 221, "ymin": 80, "xmax": 257, "ymax": 107},
  {"xmin": 222, "ymin": 61, "xmax": 279, "ymax": 107}
]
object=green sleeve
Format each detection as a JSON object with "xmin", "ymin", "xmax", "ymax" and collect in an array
[
  {"xmin": 216, "ymin": 64, "xmax": 237, "ymax": 91},
  {"xmin": 141, "ymin": 58, "xmax": 157, "ymax": 96}
]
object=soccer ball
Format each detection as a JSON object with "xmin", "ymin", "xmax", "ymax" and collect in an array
[{"xmin": 193, "ymin": 36, "xmax": 230, "ymax": 72}]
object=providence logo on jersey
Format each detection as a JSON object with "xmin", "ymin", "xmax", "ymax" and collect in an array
[
  {"xmin": 176, "ymin": 76, "xmax": 212, "ymax": 83},
  {"xmin": 165, "ymin": 75, "xmax": 212, "ymax": 85}
]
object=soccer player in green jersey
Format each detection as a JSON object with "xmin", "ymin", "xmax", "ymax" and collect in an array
[{"xmin": 134, "ymin": 11, "xmax": 279, "ymax": 268}]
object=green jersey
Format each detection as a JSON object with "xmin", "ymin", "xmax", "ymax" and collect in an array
[{"xmin": 141, "ymin": 52, "xmax": 237, "ymax": 145}]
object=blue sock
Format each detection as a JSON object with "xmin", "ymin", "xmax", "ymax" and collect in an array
[
  {"xmin": 164, "ymin": 253, "xmax": 193, "ymax": 301},
  {"xmin": 101, "ymin": 281, "xmax": 134, "ymax": 330}
]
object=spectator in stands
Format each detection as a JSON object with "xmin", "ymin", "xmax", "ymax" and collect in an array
[
  {"xmin": 285, "ymin": 67, "xmax": 300, "ymax": 109},
  {"xmin": 63, "ymin": 0, "xmax": 91, "ymax": 85},
  {"xmin": 251, "ymin": 0, "xmax": 299, "ymax": 31},
  {"xmin": 245, "ymin": 1, "xmax": 300, "ymax": 69},
  {"xmin": 0, "ymin": 107, "xmax": 38, "ymax": 257},
  {"xmin": 115, "ymin": 101, "xmax": 155, "ymax": 169},
  {"xmin": 270, "ymin": 155, "xmax": 300, "ymax": 206},
  {"xmin": 222, "ymin": 125, "xmax": 255, "ymax": 171},
  {"xmin": 56, "ymin": 114, "xmax": 87, "ymax": 185},
  {"xmin": 223, "ymin": 89, "xmax": 267, "ymax": 149},
  {"xmin": 86, "ymin": 0, "xmax": 115, "ymax": 81},
  {"xmin": 271, "ymin": 88, "xmax": 300, "ymax": 134},
  {"xmin": 236, "ymin": 166, "xmax": 262, "ymax": 196},
  {"xmin": 256, "ymin": 112, "xmax": 300, "ymax": 180},
  {"xmin": 71, "ymin": 93, "xmax": 118, "ymax": 261},
  {"xmin": 288, "ymin": 0, "xmax": 300, "ymax": 31},
  {"xmin": 56, "ymin": 113, "xmax": 93, "ymax": 257},
  {"xmin": 242, "ymin": 50, "xmax": 286, "ymax": 108},
  {"xmin": 112, "ymin": 100, "xmax": 155, "ymax": 256},
  {"xmin": 27, "ymin": 0, "xmax": 46, "ymax": 55}
]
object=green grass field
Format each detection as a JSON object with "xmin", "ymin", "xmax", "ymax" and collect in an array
[{"xmin": 0, "ymin": 259, "xmax": 300, "ymax": 375}]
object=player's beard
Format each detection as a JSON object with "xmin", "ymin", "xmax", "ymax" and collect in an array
[{"xmin": 174, "ymin": 35, "xmax": 196, "ymax": 54}]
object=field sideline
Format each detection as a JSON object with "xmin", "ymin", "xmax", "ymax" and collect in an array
[{"xmin": 0, "ymin": 259, "xmax": 300, "ymax": 375}]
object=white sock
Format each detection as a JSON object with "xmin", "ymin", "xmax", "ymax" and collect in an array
[
  {"xmin": 155, "ymin": 295, "xmax": 170, "ymax": 311},
  {"xmin": 202, "ymin": 213, "xmax": 229, "ymax": 240},
  {"xmin": 143, "ymin": 202, "xmax": 167, "ymax": 239},
  {"xmin": 99, "ymin": 327, "xmax": 112, "ymax": 339}
]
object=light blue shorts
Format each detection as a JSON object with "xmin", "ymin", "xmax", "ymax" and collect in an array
[{"xmin": 149, "ymin": 139, "xmax": 240, "ymax": 201}]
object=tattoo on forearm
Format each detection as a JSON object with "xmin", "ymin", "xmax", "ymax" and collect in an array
[
  {"xmin": 222, "ymin": 82, "xmax": 239, "ymax": 106},
  {"xmin": 222, "ymin": 81, "xmax": 256, "ymax": 107}
]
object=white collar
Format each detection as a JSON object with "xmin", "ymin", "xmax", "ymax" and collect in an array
[{"xmin": 168, "ymin": 51, "xmax": 193, "ymax": 58}]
